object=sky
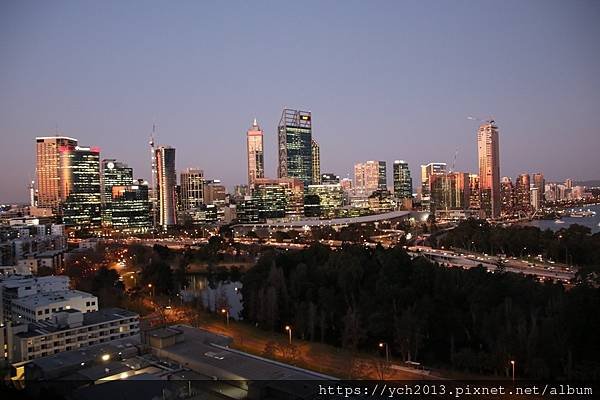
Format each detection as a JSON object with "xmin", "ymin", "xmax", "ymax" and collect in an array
[{"xmin": 1, "ymin": 0, "xmax": 599, "ymax": 203}]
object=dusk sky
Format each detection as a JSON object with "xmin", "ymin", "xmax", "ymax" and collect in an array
[{"xmin": 1, "ymin": 0, "xmax": 599, "ymax": 203}]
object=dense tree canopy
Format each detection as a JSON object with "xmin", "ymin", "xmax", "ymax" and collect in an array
[{"xmin": 241, "ymin": 244, "xmax": 600, "ymax": 379}]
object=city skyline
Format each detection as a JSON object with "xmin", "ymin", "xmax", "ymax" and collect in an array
[{"xmin": 2, "ymin": 1, "xmax": 600, "ymax": 203}]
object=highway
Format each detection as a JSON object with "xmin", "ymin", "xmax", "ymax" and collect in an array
[{"xmin": 407, "ymin": 246, "xmax": 575, "ymax": 282}]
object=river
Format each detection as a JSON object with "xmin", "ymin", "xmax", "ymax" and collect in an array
[
  {"xmin": 524, "ymin": 204, "xmax": 600, "ymax": 234},
  {"xmin": 182, "ymin": 274, "xmax": 243, "ymax": 320}
]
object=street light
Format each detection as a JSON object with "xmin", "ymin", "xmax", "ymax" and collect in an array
[
  {"xmin": 379, "ymin": 342, "xmax": 389, "ymax": 363},
  {"xmin": 221, "ymin": 308, "xmax": 229, "ymax": 326},
  {"xmin": 285, "ymin": 325, "xmax": 292, "ymax": 344},
  {"xmin": 101, "ymin": 354, "xmax": 110, "ymax": 362},
  {"xmin": 510, "ymin": 360, "xmax": 515, "ymax": 382}
]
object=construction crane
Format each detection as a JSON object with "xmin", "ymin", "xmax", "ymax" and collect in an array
[
  {"xmin": 450, "ymin": 149, "xmax": 459, "ymax": 173},
  {"xmin": 467, "ymin": 115, "xmax": 495, "ymax": 124}
]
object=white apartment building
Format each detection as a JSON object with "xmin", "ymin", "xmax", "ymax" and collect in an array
[{"xmin": 11, "ymin": 290, "xmax": 98, "ymax": 324}]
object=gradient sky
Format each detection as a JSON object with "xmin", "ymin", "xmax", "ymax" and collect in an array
[{"xmin": 1, "ymin": 0, "xmax": 599, "ymax": 203}]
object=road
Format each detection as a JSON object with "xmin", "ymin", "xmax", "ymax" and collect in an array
[{"xmin": 407, "ymin": 246, "xmax": 575, "ymax": 282}]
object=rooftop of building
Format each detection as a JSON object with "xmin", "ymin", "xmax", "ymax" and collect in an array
[
  {"xmin": 12, "ymin": 289, "xmax": 96, "ymax": 309},
  {"xmin": 0, "ymin": 274, "xmax": 68, "ymax": 288},
  {"xmin": 147, "ymin": 324, "xmax": 334, "ymax": 381},
  {"xmin": 16, "ymin": 308, "xmax": 138, "ymax": 338}
]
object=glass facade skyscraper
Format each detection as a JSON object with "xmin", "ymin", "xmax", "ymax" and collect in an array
[
  {"xmin": 155, "ymin": 146, "xmax": 177, "ymax": 229},
  {"xmin": 393, "ymin": 160, "xmax": 412, "ymax": 199},
  {"xmin": 100, "ymin": 159, "xmax": 133, "ymax": 226},
  {"xmin": 60, "ymin": 145, "xmax": 102, "ymax": 229},
  {"xmin": 111, "ymin": 180, "xmax": 151, "ymax": 233},
  {"xmin": 278, "ymin": 109, "xmax": 312, "ymax": 187}
]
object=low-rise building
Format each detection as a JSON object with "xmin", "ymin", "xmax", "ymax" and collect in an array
[
  {"xmin": 11, "ymin": 290, "xmax": 98, "ymax": 324},
  {"xmin": 7, "ymin": 307, "xmax": 139, "ymax": 363}
]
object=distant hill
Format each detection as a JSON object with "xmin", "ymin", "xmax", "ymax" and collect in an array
[{"xmin": 576, "ymin": 180, "xmax": 600, "ymax": 187}]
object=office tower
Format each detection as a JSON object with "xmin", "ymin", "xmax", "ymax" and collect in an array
[
  {"xmin": 29, "ymin": 180, "xmax": 36, "ymax": 207},
  {"xmin": 311, "ymin": 139, "xmax": 321, "ymax": 185},
  {"xmin": 307, "ymin": 181, "xmax": 343, "ymax": 218},
  {"xmin": 532, "ymin": 173, "xmax": 545, "ymax": 207},
  {"xmin": 377, "ymin": 161, "xmax": 387, "ymax": 190},
  {"xmin": 155, "ymin": 146, "xmax": 177, "ymax": 229},
  {"xmin": 565, "ymin": 178, "xmax": 573, "ymax": 189},
  {"xmin": 468, "ymin": 174, "xmax": 480, "ymax": 210},
  {"xmin": 354, "ymin": 161, "xmax": 386, "ymax": 195},
  {"xmin": 340, "ymin": 177, "xmax": 352, "ymax": 190},
  {"xmin": 500, "ymin": 177, "xmax": 514, "ymax": 216},
  {"xmin": 35, "ymin": 136, "xmax": 78, "ymax": 212},
  {"xmin": 149, "ymin": 131, "xmax": 157, "ymax": 228},
  {"xmin": 278, "ymin": 109, "xmax": 312, "ymax": 186},
  {"xmin": 368, "ymin": 189, "xmax": 395, "ymax": 214},
  {"xmin": 252, "ymin": 178, "xmax": 304, "ymax": 221},
  {"xmin": 420, "ymin": 162, "xmax": 447, "ymax": 211},
  {"xmin": 246, "ymin": 118, "xmax": 264, "ymax": 186},
  {"xmin": 100, "ymin": 160, "xmax": 133, "ymax": 226},
  {"xmin": 111, "ymin": 180, "xmax": 151, "ymax": 232},
  {"xmin": 514, "ymin": 173, "xmax": 531, "ymax": 213},
  {"xmin": 60, "ymin": 145, "xmax": 102, "ymax": 229},
  {"xmin": 393, "ymin": 160, "xmax": 412, "ymax": 199},
  {"xmin": 500, "ymin": 176, "xmax": 514, "ymax": 215},
  {"xmin": 321, "ymin": 173, "xmax": 340, "ymax": 184},
  {"xmin": 477, "ymin": 121, "xmax": 500, "ymax": 219},
  {"xmin": 203, "ymin": 180, "xmax": 226, "ymax": 205},
  {"xmin": 180, "ymin": 168, "xmax": 204, "ymax": 210},
  {"xmin": 429, "ymin": 172, "xmax": 470, "ymax": 212}
]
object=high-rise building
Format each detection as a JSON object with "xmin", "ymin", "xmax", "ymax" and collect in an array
[
  {"xmin": 155, "ymin": 146, "xmax": 177, "ymax": 229},
  {"xmin": 60, "ymin": 145, "xmax": 102, "ymax": 229},
  {"xmin": 354, "ymin": 161, "xmax": 386, "ymax": 195},
  {"xmin": 35, "ymin": 136, "xmax": 78, "ymax": 212},
  {"xmin": 111, "ymin": 180, "xmax": 151, "ymax": 233},
  {"xmin": 514, "ymin": 173, "xmax": 531, "ymax": 214},
  {"xmin": 321, "ymin": 173, "xmax": 340, "ymax": 184},
  {"xmin": 477, "ymin": 121, "xmax": 500, "ymax": 219},
  {"xmin": 252, "ymin": 178, "xmax": 304, "ymax": 221},
  {"xmin": 430, "ymin": 172, "xmax": 470, "ymax": 212},
  {"xmin": 311, "ymin": 139, "xmax": 321, "ymax": 185},
  {"xmin": 393, "ymin": 160, "xmax": 412, "ymax": 199},
  {"xmin": 203, "ymin": 180, "xmax": 226, "ymax": 206},
  {"xmin": 500, "ymin": 176, "xmax": 514, "ymax": 216},
  {"xmin": 100, "ymin": 160, "xmax": 133, "ymax": 226},
  {"xmin": 378, "ymin": 161, "xmax": 387, "ymax": 190},
  {"xmin": 468, "ymin": 174, "xmax": 480, "ymax": 210},
  {"xmin": 246, "ymin": 119, "xmax": 264, "ymax": 186},
  {"xmin": 278, "ymin": 109, "xmax": 312, "ymax": 186},
  {"xmin": 180, "ymin": 168, "xmax": 204, "ymax": 210},
  {"xmin": 532, "ymin": 173, "xmax": 545, "ymax": 208},
  {"xmin": 307, "ymin": 183, "xmax": 343, "ymax": 218},
  {"xmin": 420, "ymin": 162, "xmax": 447, "ymax": 211}
]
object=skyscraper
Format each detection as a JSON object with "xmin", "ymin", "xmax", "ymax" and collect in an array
[
  {"xmin": 180, "ymin": 168, "xmax": 204, "ymax": 210},
  {"xmin": 468, "ymin": 174, "xmax": 480, "ymax": 210},
  {"xmin": 393, "ymin": 160, "xmax": 412, "ymax": 199},
  {"xmin": 420, "ymin": 162, "xmax": 447, "ymax": 211},
  {"xmin": 532, "ymin": 173, "xmax": 545, "ymax": 207},
  {"xmin": 111, "ymin": 180, "xmax": 151, "ymax": 233},
  {"xmin": 477, "ymin": 121, "xmax": 500, "ymax": 219},
  {"xmin": 246, "ymin": 118, "xmax": 264, "ymax": 186},
  {"xmin": 500, "ymin": 176, "xmax": 514, "ymax": 216},
  {"xmin": 155, "ymin": 146, "xmax": 177, "ymax": 229},
  {"xmin": 100, "ymin": 159, "xmax": 133, "ymax": 226},
  {"xmin": 60, "ymin": 145, "xmax": 102, "ymax": 229},
  {"xmin": 377, "ymin": 161, "xmax": 387, "ymax": 190},
  {"xmin": 278, "ymin": 109, "xmax": 312, "ymax": 186},
  {"xmin": 354, "ymin": 161, "xmax": 386, "ymax": 195},
  {"xmin": 311, "ymin": 139, "xmax": 321, "ymax": 185},
  {"xmin": 35, "ymin": 136, "xmax": 78, "ymax": 212},
  {"xmin": 515, "ymin": 173, "xmax": 531, "ymax": 214}
]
